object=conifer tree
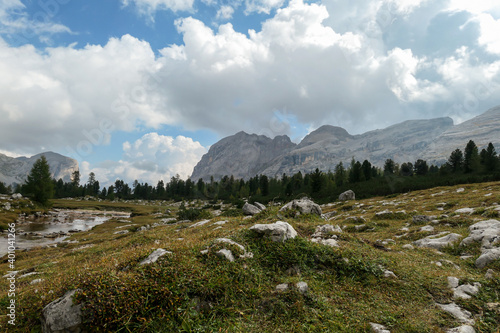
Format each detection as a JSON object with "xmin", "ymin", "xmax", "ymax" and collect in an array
[
  {"xmin": 463, "ymin": 140, "xmax": 480, "ymax": 173},
  {"xmin": 25, "ymin": 155, "xmax": 54, "ymax": 206}
]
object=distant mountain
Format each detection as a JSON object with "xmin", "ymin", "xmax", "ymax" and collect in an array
[
  {"xmin": 0, "ymin": 152, "xmax": 79, "ymax": 187},
  {"xmin": 191, "ymin": 106, "xmax": 500, "ymax": 180},
  {"xmin": 191, "ymin": 132, "xmax": 296, "ymax": 181}
]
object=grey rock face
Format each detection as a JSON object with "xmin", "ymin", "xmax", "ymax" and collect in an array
[
  {"xmin": 242, "ymin": 203, "xmax": 262, "ymax": 216},
  {"xmin": 279, "ymin": 198, "xmax": 322, "ymax": 216},
  {"xmin": 339, "ymin": 190, "xmax": 355, "ymax": 201},
  {"xmin": 250, "ymin": 221, "xmax": 298, "ymax": 242},
  {"xmin": 41, "ymin": 290, "xmax": 83, "ymax": 333},
  {"xmin": 436, "ymin": 303, "xmax": 474, "ymax": 325},
  {"xmin": 476, "ymin": 248, "xmax": 500, "ymax": 269},
  {"xmin": 190, "ymin": 132, "xmax": 296, "ymax": 181},
  {"xmin": 0, "ymin": 152, "xmax": 78, "ymax": 187},
  {"xmin": 461, "ymin": 219, "xmax": 500, "ymax": 268},
  {"xmin": 453, "ymin": 283, "xmax": 481, "ymax": 300},
  {"xmin": 414, "ymin": 232, "xmax": 462, "ymax": 250}
]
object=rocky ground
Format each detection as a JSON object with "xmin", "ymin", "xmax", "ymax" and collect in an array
[{"xmin": 1, "ymin": 182, "xmax": 499, "ymax": 332}]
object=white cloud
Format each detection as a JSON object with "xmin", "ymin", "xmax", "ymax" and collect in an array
[
  {"xmin": 83, "ymin": 133, "xmax": 207, "ymax": 186},
  {"xmin": 476, "ymin": 13, "xmax": 500, "ymax": 55},
  {"xmin": 216, "ymin": 6, "xmax": 235, "ymax": 20},
  {"xmin": 121, "ymin": 0, "xmax": 194, "ymax": 18},
  {"xmin": 244, "ymin": 0, "xmax": 284, "ymax": 14},
  {"xmin": 0, "ymin": 0, "xmax": 71, "ymax": 44}
]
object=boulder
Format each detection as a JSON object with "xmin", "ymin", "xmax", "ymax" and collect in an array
[
  {"xmin": 295, "ymin": 282, "xmax": 309, "ymax": 294},
  {"xmin": 250, "ymin": 221, "xmax": 298, "ymax": 242},
  {"xmin": 412, "ymin": 215, "xmax": 433, "ymax": 224},
  {"xmin": 436, "ymin": 303, "xmax": 474, "ymax": 325},
  {"xmin": 475, "ymin": 248, "xmax": 500, "ymax": 269},
  {"xmin": 11, "ymin": 193, "xmax": 23, "ymax": 200},
  {"xmin": 254, "ymin": 202, "xmax": 266, "ymax": 211},
  {"xmin": 461, "ymin": 219, "xmax": 500, "ymax": 248},
  {"xmin": 420, "ymin": 226, "xmax": 435, "ymax": 232},
  {"xmin": 139, "ymin": 248, "xmax": 172, "ymax": 265},
  {"xmin": 276, "ymin": 284, "xmax": 289, "ymax": 292},
  {"xmin": 448, "ymin": 277, "xmax": 460, "ymax": 289},
  {"xmin": 455, "ymin": 208, "xmax": 475, "ymax": 215},
  {"xmin": 453, "ymin": 283, "xmax": 481, "ymax": 300},
  {"xmin": 339, "ymin": 190, "xmax": 355, "ymax": 201},
  {"xmin": 41, "ymin": 290, "xmax": 83, "ymax": 333},
  {"xmin": 312, "ymin": 224, "xmax": 342, "ymax": 238},
  {"xmin": 242, "ymin": 203, "xmax": 262, "ymax": 216},
  {"xmin": 216, "ymin": 249, "xmax": 235, "ymax": 262},
  {"xmin": 414, "ymin": 232, "xmax": 462, "ymax": 250},
  {"xmin": 279, "ymin": 198, "xmax": 322, "ymax": 216}
]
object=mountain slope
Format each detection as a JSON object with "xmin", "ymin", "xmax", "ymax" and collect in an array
[{"xmin": 0, "ymin": 151, "xmax": 79, "ymax": 187}]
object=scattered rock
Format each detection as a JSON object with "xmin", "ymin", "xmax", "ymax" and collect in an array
[
  {"xmin": 453, "ymin": 283, "xmax": 481, "ymax": 300},
  {"xmin": 312, "ymin": 238, "xmax": 339, "ymax": 247},
  {"xmin": 475, "ymin": 248, "xmax": 500, "ymax": 269},
  {"xmin": 216, "ymin": 249, "xmax": 235, "ymax": 262},
  {"xmin": 279, "ymin": 197, "xmax": 322, "ymax": 216},
  {"xmin": 189, "ymin": 220, "xmax": 211, "ymax": 228},
  {"xmin": 448, "ymin": 277, "xmax": 460, "ymax": 289},
  {"xmin": 139, "ymin": 248, "xmax": 172, "ymax": 265},
  {"xmin": 436, "ymin": 303, "xmax": 474, "ymax": 325},
  {"xmin": 213, "ymin": 220, "xmax": 227, "ymax": 226},
  {"xmin": 11, "ymin": 193, "xmax": 23, "ymax": 200},
  {"xmin": 113, "ymin": 230, "xmax": 129, "ymax": 235},
  {"xmin": 321, "ymin": 211, "xmax": 338, "ymax": 220},
  {"xmin": 414, "ymin": 232, "xmax": 462, "ymax": 250},
  {"xmin": 370, "ymin": 322, "xmax": 391, "ymax": 333},
  {"xmin": 41, "ymin": 290, "xmax": 83, "ymax": 333},
  {"xmin": 383, "ymin": 270, "xmax": 398, "ymax": 279},
  {"xmin": 243, "ymin": 203, "xmax": 262, "ymax": 216},
  {"xmin": 456, "ymin": 188, "xmax": 465, "ymax": 193},
  {"xmin": 413, "ymin": 215, "xmax": 433, "ymax": 224},
  {"xmin": 276, "ymin": 283, "xmax": 289, "ymax": 292},
  {"xmin": 455, "ymin": 208, "xmax": 475, "ymax": 215},
  {"xmin": 420, "ymin": 225, "xmax": 435, "ymax": 232},
  {"xmin": 250, "ymin": 221, "xmax": 298, "ymax": 242},
  {"xmin": 485, "ymin": 269, "xmax": 496, "ymax": 279},
  {"xmin": 402, "ymin": 244, "xmax": 414, "ymax": 250},
  {"xmin": 339, "ymin": 190, "xmax": 355, "ymax": 201},
  {"xmin": 31, "ymin": 278, "xmax": 44, "ymax": 285},
  {"xmin": 254, "ymin": 202, "xmax": 266, "ymax": 211},
  {"xmin": 295, "ymin": 282, "xmax": 309, "ymax": 294},
  {"xmin": 447, "ymin": 325, "xmax": 476, "ymax": 333},
  {"xmin": 461, "ymin": 219, "xmax": 500, "ymax": 249}
]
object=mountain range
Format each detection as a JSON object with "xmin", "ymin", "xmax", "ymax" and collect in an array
[
  {"xmin": 0, "ymin": 152, "xmax": 79, "ymax": 188},
  {"xmin": 191, "ymin": 106, "xmax": 500, "ymax": 181}
]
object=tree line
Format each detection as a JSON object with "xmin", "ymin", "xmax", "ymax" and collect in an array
[{"xmin": 1, "ymin": 140, "xmax": 499, "ymax": 206}]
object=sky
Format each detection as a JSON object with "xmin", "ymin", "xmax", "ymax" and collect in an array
[{"xmin": 1, "ymin": 0, "xmax": 500, "ymax": 187}]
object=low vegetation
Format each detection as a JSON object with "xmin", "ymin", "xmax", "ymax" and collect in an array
[{"xmin": 1, "ymin": 181, "xmax": 499, "ymax": 332}]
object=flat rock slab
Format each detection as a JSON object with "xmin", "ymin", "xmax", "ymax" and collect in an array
[
  {"xmin": 243, "ymin": 203, "xmax": 262, "ymax": 216},
  {"xmin": 461, "ymin": 219, "xmax": 500, "ymax": 248},
  {"xmin": 280, "ymin": 198, "xmax": 322, "ymax": 216},
  {"xmin": 250, "ymin": 221, "xmax": 298, "ymax": 242},
  {"xmin": 476, "ymin": 248, "xmax": 500, "ymax": 268},
  {"xmin": 139, "ymin": 248, "xmax": 172, "ymax": 265},
  {"xmin": 414, "ymin": 232, "xmax": 462, "ymax": 250},
  {"xmin": 446, "ymin": 325, "xmax": 476, "ymax": 333},
  {"xmin": 436, "ymin": 303, "xmax": 475, "ymax": 325}
]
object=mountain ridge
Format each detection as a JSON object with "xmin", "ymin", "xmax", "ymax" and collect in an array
[
  {"xmin": 0, "ymin": 151, "xmax": 79, "ymax": 187},
  {"xmin": 191, "ymin": 106, "xmax": 500, "ymax": 181}
]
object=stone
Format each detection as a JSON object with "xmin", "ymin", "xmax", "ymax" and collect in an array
[
  {"xmin": 339, "ymin": 190, "xmax": 355, "ymax": 201},
  {"xmin": 412, "ymin": 215, "xmax": 433, "ymax": 224},
  {"xmin": 11, "ymin": 193, "xmax": 23, "ymax": 200},
  {"xmin": 242, "ymin": 203, "xmax": 262, "ymax": 216},
  {"xmin": 216, "ymin": 249, "xmax": 235, "ymax": 262},
  {"xmin": 369, "ymin": 322, "xmax": 391, "ymax": 333},
  {"xmin": 448, "ymin": 277, "xmax": 460, "ymax": 289},
  {"xmin": 276, "ymin": 283, "xmax": 289, "ymax": 292},
  {"xmin": 41, "ymin": 290, "xmax": 83, "ymax": 333},
  {"xmin": 420, "ymin": 225, "xmax": 434, "ymax": 232},
  {"xmin": 139, "ymin": 248, "xmax": 172, "ymax": 265},
  {"xmin": 189, "ymin": 220, "xmax": 211, "ymax": 228},
  {"xmin": 402, "ymin": 244, "xmax": 414, "ymax": 250},
  {"xmin": 453, "ymin": 283, "xmax": 481, "ymax": 300},
  {"xmin": 414, "ymin": 232, "xmax": 462, "ymax": 250},
  {"xmin": 436, "ymin": 303, "xmax": 474, "ymax": 325},
  {"xmin": 383, "ymin": 270, "xmax": 398, "ymax": 279},
  {"xmin": 254, "ymin": 202, "xmax": 266, "ymax": 211},
  {"xmin": 485, "ymin": 269, "xmax": 495, "ymax": 279},
  {"xmin": 295, "ymin": 281, "xmax": 309, "ymax": 294},
  {"xmin": 446, "ymin": 325, "xmax": 476, "ymax": 333},
  {"xmin": 312, "ymin": 224, "xmax": 342, "ymax": 238},
  {"xmin": 456, "ymin": 188, "xmax": 465, "ymax": 193},
  {"xmin": 31, "ymin": 278, "xmax": 44, "ymax": 285},
  {"xmin": 312, "ymin": 238, "xmax": 339, "ymax": 247},
  {"xmin": 461, "ymin": 219, "xmax": 500, "ymax": 248},
  {"xmin": 475, "ymin": 248, "xmax": 500, "ymax": 268},
  {"xmin": 279, "ymin": 197, "xmax": 322, "ymax": 216},
  {"xmin": 113, "ymin": 230, "xmax": 129, "ymax": 235},
  {"xmin": 213, "ymin": 220, "xmax": 227, "ymax": 226},
  {"xmin": 321, "ymin": 211, "xmax": 337, "ymax": 220},
  {"xmin": 455, "ymin": 208, "xmax": 475, "ymax": 215},
  {"xmin": 250, "ymin": 221, "xmax": 298, "ymax": 242}
]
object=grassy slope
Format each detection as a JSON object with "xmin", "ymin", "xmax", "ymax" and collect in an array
[{"xmin": 0, "ymin": 182, "xmax": 499, "ymax": 332}]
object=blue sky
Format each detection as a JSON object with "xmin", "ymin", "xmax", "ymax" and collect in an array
[{"xmin": 1, "ymin": 0, "xmax": 500, "ymax": 186}]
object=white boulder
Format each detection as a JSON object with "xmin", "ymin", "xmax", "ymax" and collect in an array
[{"xmin": 250, "ymin": 221, "xmax": 298, "ymax": 242}]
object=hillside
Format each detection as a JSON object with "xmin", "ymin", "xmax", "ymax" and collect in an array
[{"xmin": 1, "ymin": 182, "xmax": 499, "ymax": 332}]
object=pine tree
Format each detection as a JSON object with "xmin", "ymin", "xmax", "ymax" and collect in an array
[
  {"xmin": 384, "ymin": 159, "xmax": 396, "ymax": 175},
  {"xmin": 448, "ymin": 149, "xmax": 464, "ymax": 173},
  {"xmin": 414, "ymin": 159, "xmax": 428, "ymax": 176},
  {"xmin": 463, "ymin": 140, "xmax": 480, "ymax": 173},
  {"xmin": 25, "ymin": 155, "xmax": 54, "ymax": 206},
  {"xmin": 483, "ymin": 143, "xmax": 498, "ymax": 172}
]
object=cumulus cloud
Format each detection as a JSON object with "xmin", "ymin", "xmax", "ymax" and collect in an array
[
  {"xmin": 216, "ymin": 5, "xmax": 235, "ymax": 20},
  {"xmin": 244, "ymin": 0, "xmax": 284, "ymax": 14},
  {"xmin": 82, "ymin": 133, "xmax": 207, "ymax": 186}
]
